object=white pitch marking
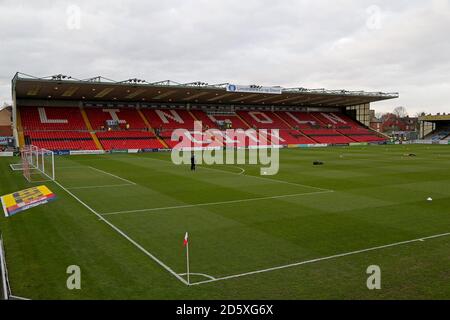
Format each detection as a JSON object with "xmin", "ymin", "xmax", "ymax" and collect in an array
[
  {"xmin": 67, "ymin": 184, "xmax": 135, "ymax": 190},
  {"xmin": 9, "ymin": 295, "xmax": 31, "ymax": 301},
  {"xmin": 100, "ymin": 190, "xmax": 334, "ymax": 217},
  {"xmin": 189, "ymin": 232, "xmax": 450, "ymax": 286},
  {"xmin": 178, "ymin": 273, "xmax": 216, "ymax": 281},
  {"xmin": 52, "ymin": 179, "xmax": 188, "ymax": 286},
  {"xmin": 197, "ymin": 165, "xmax": 332, "ymax": 192},
  {"xmin": 88, "ymin": 166, "xmax": 137, "ymax": 185},
  {"xmin": 138, "ymin": 156, "xmax": 332, "ymax": 192}
]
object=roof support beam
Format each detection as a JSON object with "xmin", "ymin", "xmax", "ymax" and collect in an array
[
  {"xmin": 183, "ymin": 92, "xmax": 211, "ymax": 101},
  {"xmin": 309, "ymin": 96, "xmax": 348, "ymax": 106},
  {"xmin": 251, "ymin": 95, "xmax": 283, "ymax": 103},
  {"xmin": 153, "ymin": 90, "xmax": 178, "ymax": 100},
  {"xmin": 290, "ymin": 95, "xmax": 336, "ymax": 105}
]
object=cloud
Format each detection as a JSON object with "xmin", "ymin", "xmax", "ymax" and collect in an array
[{"xmin": 0, "ymin": 0, "xmax": 449, "ymax": 115}]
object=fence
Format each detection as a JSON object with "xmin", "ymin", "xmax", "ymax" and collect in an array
[{"xmin": 0, "ymin": 232, "xmax": 11, "ymax": 300}]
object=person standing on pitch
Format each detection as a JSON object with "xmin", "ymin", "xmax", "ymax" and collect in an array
[{"xmin": 191, "ymin": 152, "xmax": 196, "ymax": 171}]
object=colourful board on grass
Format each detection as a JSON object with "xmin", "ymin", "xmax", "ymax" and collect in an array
[{"xmin": 1, "ymin": 185, "xmax": 56, "ymax": 217}]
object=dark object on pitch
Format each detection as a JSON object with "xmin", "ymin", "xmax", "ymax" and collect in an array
[
  {"xmin": 404, "ymin": 153, "xmax": 417, "ymax": 157},
  {"xmin": 313, "ymin": 161, "xmax": 324, "ymax": 166}
]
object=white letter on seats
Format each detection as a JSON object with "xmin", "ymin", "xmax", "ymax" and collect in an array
[
  {"xmin": 249, "ymin": 112, "xmax": 273, "ymax": 124},
  {"xmin": 285, "ymin": 112, "xmax": 316, "ymax": 126},
  {"xmin": 156, "ymin": 110, "xmax": 184, "ymax": 124},
  {"xmin": 103, "ymin": 109, "xmax": 126, "ymax": 124},
  {"xmin": 38, "ymin": 108, "xmax": 68, "ymax": 124},
  {"xmin": 321, "ymin": 113, "xmax": 347, "ymax": 125}
]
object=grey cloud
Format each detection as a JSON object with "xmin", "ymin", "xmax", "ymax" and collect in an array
[{"xmin": 1, "ymin": 0, "xmax": 449, "ymax": 115}]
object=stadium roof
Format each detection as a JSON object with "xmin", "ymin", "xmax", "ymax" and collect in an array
[
  {"xmin": 13, "ymin": 72, "xmax": 399, "ymax": 107},
  {"xmin": 419, "ymin": 114, "xmax": 450, "ymax": 122}
]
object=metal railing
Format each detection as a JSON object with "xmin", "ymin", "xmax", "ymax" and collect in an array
[{"xmin": 0, "ymin": 233, "xmax": 11, "ymax": 300}]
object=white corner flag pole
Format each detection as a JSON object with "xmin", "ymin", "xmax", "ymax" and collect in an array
[
  {"xmin": 187, "ymin": 241, "xmax": 190, "ymax": 285},
  {"xmin": 185, "ymin": 232, "xmax": 190, "ymax": 285}
]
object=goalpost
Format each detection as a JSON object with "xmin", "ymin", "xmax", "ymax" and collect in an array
[{"xmin": 10, "ymin": 145, "xmax": 55, "ymax": 182}]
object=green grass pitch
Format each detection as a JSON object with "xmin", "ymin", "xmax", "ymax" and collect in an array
[{"xmin": 1, "ymin": 144, "xmax": 450, "ymax": 299}]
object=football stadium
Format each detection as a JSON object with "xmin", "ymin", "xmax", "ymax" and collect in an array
[{"xmin": 1, "ymin": 72, "xmax": 450, "ymax": 301}]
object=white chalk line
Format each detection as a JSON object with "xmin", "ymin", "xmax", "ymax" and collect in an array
[
  {"xmin": 56, "ymin": 166, "xmax": 86, "ymax": 169},
  {"xmin": 49, "ymin": 152, "xmax": 450, "ymax": 287},
  {"xmin": 60, "ymin": 153, "xmax": 331, "ymax": 192},
  {"xmin": 178, "ymin": 273, "xmax": 216, "ymax": 281},
  {"xmin": 100, "ymin": 190, "xmax": 334, "ymax": 217},
  {"xmin": 57, "ymin": 166, "xmax": 137, "ymax": 186},
  {"xmin": 136, "ymin": 156, "xmax": 332, "ymax": 192},
  {"xmin": 199, "ymin": 164, "xmax": 332, "ymax": 192},
  {"xmin": 9, "ymin": 295, "xmax": 31, "ymax": 300},
  {"xmin": 88, "ymin": 166, "xmax": 137, "ymax": 185},
  {"xmin": 58, "ymin": 166, "xmax": 137, "ymax": 190},
  {"xmin": 67, "ymin": 184, "xmax": 135, "ymax": 190},
  {"xmin": 189, "ymin": 232, "xmax": 450, "ymax": 286}
]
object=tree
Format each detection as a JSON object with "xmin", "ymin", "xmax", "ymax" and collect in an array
[
  {"xmin": 375, "ymin": 112, "xmax": 384, "ymax": 119},
  {"xmin": 393, "ymin": 106, "xmax": 408, "ymax": 118}
]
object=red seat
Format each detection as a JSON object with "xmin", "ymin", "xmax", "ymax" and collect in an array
[
  {"xmin": 20, "ymin": 106, "xmax": 386, "ymax": 150},
  {"xmin": 25, "ymin": 131, "xmax": 97, "ymax": 150},
  {"xmin": 237, "ymin": 111, "xmax": 290, "ymax": 129},
  {"xmin": 96, "ymin": 130, "xmax": 165, "ymax": 150},
  {"xmin": 142, "ymin": 109, "xmax": 196, "ymax": 130},
  {"xmin": 85, "ymin": 108, "xmax": 146, "ymax": 130},
  {"xmin": 191, "ymin": 110, "xmax": 250, "ymax": 129},
  {"xmin": 21, "ymin": 107, "xmax": 87, "ymax": 130}
]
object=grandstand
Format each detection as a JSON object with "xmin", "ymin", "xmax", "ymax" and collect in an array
[
  {"xmin": 6, "ymin": 73, "xmax": 450, "ymax": 301},
  {"xmin": 11, "ymin": 73, "xmax": 398, "ymax": 152},
  {"xmin": 419, "ymin": 114, "xmax": 450, "ymax": 143}
]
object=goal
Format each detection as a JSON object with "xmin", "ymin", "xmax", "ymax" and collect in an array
[{"xmin": 10, "ymin": 145, "xmax": 55, "ymax": 182}]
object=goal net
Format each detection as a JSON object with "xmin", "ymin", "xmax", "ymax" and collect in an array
[{"xmin": 10, "ymin": 145, "xmax": 55, "ymax": 182}]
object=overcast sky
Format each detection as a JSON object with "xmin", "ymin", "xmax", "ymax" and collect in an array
[{"xmin": 1, "ymin": 0, "xmax": 449, "ymax": 115}]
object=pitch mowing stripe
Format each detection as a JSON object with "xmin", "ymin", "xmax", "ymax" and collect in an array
[
  {"xmin": 135, "ymin": 156, "xmax": 332, "ymax": 192},
  {"xmin": 189, "ymin": 232, "xmax": 450, "ymax": 286},
  {"xmin": 197, "ymin": 165, "xmax": 332, "ymax": 191},
  {"xmin": 100, "ymin": 190, "xmax": 335, "ymax": 216},
  {"xmin": 67, "ymin": 184, "xmax": 134, "ymax": 190},
  {"xmin": 52, "ymin": 180, "xmax": 189, "ymax": 286},
  {"xmin": 88, "ymin": 166, "xmax": 137, "ymax": 185}
]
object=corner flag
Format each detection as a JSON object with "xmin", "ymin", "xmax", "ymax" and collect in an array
[{"xmin": 183, "ymin": 232, "xmax": 190, "ymax": 284}]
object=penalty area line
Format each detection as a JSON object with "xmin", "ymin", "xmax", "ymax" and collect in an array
[
  {"xmin": 189, "ymin": 232, "xmax": 450, "ymax": 286},
  {"xmin": 197, "ymin": 165, "xmax": 332, "ymax": 192},
  {"xmin": 67, "ymin": 184, "xmax": 135, "ymax": 190},
  {"xmin": 137, "ymin": 156, "xmax": 333, "ymax": 193},
  {"xmin": 100, "ymin": 190, "xmax": 335, "ymax": 217},
  {"xmin": 88, "ymin": 166, "xmax": 137, "ymax": 185}
]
